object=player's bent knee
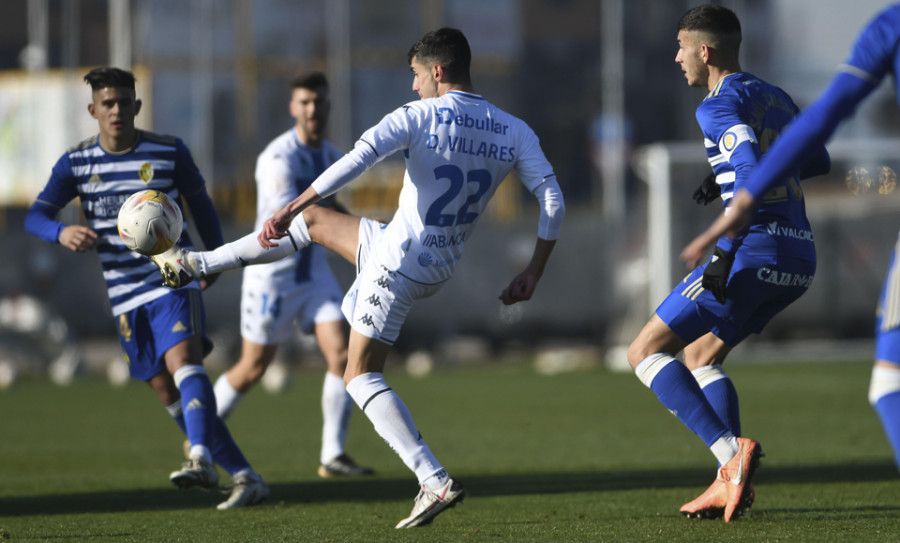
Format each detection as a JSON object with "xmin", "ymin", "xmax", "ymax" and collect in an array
[{"xmin": 626, "ymin": 341, "xmax": 649, "ymax": 371}]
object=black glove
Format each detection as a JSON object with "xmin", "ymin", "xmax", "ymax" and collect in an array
[
  {"xmin": 693, "ymin": 171, "xmax": 720, "ymax": 205},
  {"xmin": 702, "ymin": 246, "xmax": 734, "ymax": 304}
]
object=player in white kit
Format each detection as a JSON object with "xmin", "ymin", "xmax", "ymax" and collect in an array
[
  {"xmin": 152, "ymin": 28, "xmax": 565, "ymax": 528},
  {"xmin": 212, "ymin": 71, "xmax": 373, "ymax": 478}
]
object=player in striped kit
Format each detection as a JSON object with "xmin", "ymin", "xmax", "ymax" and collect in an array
[
  {"xmin": 213, "ymin": 71, "xmax": 373, "ymax": 478},
  {"xmin": 682, "ymin": 3, "xmax": 900, "ymax": 475},
  {"xmin": 24, "ymin": 67, "xmax": 268, "ymax": 509},
  {"xmin": 151, "ymin": 28, "xmax": 565, "ymax": 527},
  {"xmin": 626, "ymin": 5, "xmax": 829, "ymax": 522}
]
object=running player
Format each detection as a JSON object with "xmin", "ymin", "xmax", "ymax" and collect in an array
[
  {"xmin": 24, "ymin": 67, "xmax": 268, "ymax": 509},
  {"xmin": 681, "ymin": 3, "xmax": 900, "ymax": 474},
  {"xmin": 151, "ymin": 28, "xmax": 565, "ymax": 528},
  {"xmin": 213, "ymin": 71, "xmax": 373, "ymax": 478},
  {"xmin": 627, "ymin": 5, "xmax": 829, "ymax": 522}
]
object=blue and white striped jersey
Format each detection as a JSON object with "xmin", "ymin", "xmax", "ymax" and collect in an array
[
  {"xmin": 697, "ymin": 73, "xmax": 815, "ymax": 260},
  {"xmin": 31, "ymin": 131, "xmax": 208, "ymax": 316}
]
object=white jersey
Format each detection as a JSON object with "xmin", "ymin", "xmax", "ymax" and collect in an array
[
  {"xmin": 315, "ymin": 90, "xmax": 557, "ymax": 285},
  {"xmin": 249, "ymin": 128, "xmax": 342, "ymax": 284}
]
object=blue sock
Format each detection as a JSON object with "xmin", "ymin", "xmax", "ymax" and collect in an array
[
  {"xmin": 173, "ymin": 365, "xmax": 216, "ymax": 453},
  {"xmin": 874, "ymin": 392, "xmax": 900, "ymax": 469},
  {"xmin": 167, "ymin": 401, "xmax": 251, "ymax": 475},
  {"xmin": 209, "ymin": 416, "xmax": 251, "ymax": 475},
  {"xmin": 693, "ymin": 365, "xmax": 741, "ymax": 437},
  {"xmin": 637, "ymin": 354, "xmax": 729, "ymax": 446}
]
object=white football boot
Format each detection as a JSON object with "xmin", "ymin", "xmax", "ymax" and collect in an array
[
  {"xmin": 217, "ymin": 474, "xmax": 270, "ymax": 510},
  {"xmin": 169, "ymin": 454, "xmax": 219, "ymax": 489},
  {"xmin": 395, "ymin": 478, "xmax": 466, "ymax": 528},
  {"xmin": 150, "ymin": 245, "xmax": 202, "ymax": 288},
  {"xmin": 317, "ymin": 454, "xmax": 375, "ymax": 478}
]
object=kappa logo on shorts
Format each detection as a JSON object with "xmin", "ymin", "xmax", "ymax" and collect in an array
[
  {"xmin": 375, "ymin": 276, "xmax": 391, "ymax": 290},
  {"xmin": 367, "ymin": 294, "xmax": 382, "ymax": 307},
  {"xmin": 380, "ymin": 265, "xmax": 397, "ymax": 278},
  {"xmin": 358, "ymin": 314, "xmax": 375, "ymax": 327}
]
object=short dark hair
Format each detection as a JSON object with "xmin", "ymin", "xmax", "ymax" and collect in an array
[
  {"xmin": 83, "ymin": 67, "xmax": 136, "ymax": 92},
  {"xmin": 291, "ymin": 70, "xmax": 329, "ymax": 92},
  {"xmin": 677, "ymin": 4, "xmax": 741, "ymax": 54},
  {"xmin": 407, "ymin": 27, "xmax": 471, "ymax": 84}
]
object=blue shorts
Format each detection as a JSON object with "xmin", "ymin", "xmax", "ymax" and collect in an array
[
  {"xmin": 876, "ymin": 238, "xmax": 900, "ymax": 362},
  {"xmin": 116, "ymin": 288, "xmax": 213, "ymax": 381},
  {"xmin": 656, "ymin": 250, "xmax": 815, "ymax": 346}
]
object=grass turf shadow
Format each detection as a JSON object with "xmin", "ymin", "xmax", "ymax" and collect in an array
[{"xmin": 1, "ymin": 461, "xmax": 895, "ymax": 517}]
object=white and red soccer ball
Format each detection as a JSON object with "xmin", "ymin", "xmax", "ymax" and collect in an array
[{"xmin": 116, "ymin": 190, "xmax": 183, "ymax": 255}]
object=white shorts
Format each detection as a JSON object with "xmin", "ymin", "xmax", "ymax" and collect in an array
[
  {"xmin": 342, "ymin": 218, "xmax": 444, "ymax": 345},
  {"xmin": 240, "ymin": 251, "xmax": 344, "ymax": 345}
]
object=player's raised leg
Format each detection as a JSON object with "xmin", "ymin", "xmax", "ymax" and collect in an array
[{"xmin": 151, "ymin": 206, "xmax": 361, "ymax": 288}]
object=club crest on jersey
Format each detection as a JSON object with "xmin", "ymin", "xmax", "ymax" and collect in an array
[
  {"xmin": 139, "ymin": 162, "xmax": 154, "ymax": 183},
  {"xmin": 722, "ymin": 132, "xmax": 738, "ymax": 151}
]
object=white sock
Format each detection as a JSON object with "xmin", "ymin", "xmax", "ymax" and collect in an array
[
  {"xmin": 869, "ymin": 364, "xmax": 900, "ymax": 405},
  {"xmin": 214, "ymin": 373, "xmax": 244, "ymax": 420},
  {"xmin": 421, "ymin": 469, "xmax": 449, "ymax": 489},
  {"xmin": 321, "ymin": 372, "xmax": 353, "ymax": 463},
  {"xmin": 165, "ymin": 400, "xmax": 182, "ymax": 419},
  {"xmin": 189, "ymin": 444, "xmax": 213, "ymax": 464},
  {"xmin": 198, "ymin": 212, "xmax": 312, "ymax": 275},
  {"xmin": 710, "ymin": 433, "xmax": 739, "ymax": 467},
  {"xmin": 634, "ymin": 353, "xmax": 677, "ymax": 388},
  {"xmin": 231, "ymin": 468, "xmax": 261, "ymax": 481},
  {"xmin": 691, "ymin": 365, "xmax": 729, "ymax": 388},
  {"xmin": 346, "ymin": 372, "xmax": 444, "ymax": 485}
]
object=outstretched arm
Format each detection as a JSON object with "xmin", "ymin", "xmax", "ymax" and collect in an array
[
  {"xmin": 258, "ymin": 185, "xmax": 322, "ymax": 248},
  {"xmin": 258, "ymin": 137, "xmax": 381, "ymax": 248}
]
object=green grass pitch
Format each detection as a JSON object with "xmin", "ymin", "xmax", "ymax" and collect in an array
[{"xmin": 1, "ymin": 358, "xmax": 899, "ymax": 542}]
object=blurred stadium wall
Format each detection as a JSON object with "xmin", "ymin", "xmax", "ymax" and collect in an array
[{"xmin": 1, "ymin": 0, "xmax": 898, "ymax": 363}]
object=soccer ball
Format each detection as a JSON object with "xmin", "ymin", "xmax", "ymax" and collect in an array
[{"xmin": 116, "ymin": 190, "xmax": 183, "ymax": 255}]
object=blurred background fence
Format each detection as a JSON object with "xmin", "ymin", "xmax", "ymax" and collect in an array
[{"xmin": 1, "ymin": 0, "xmax": 898, "ymax": 381}]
